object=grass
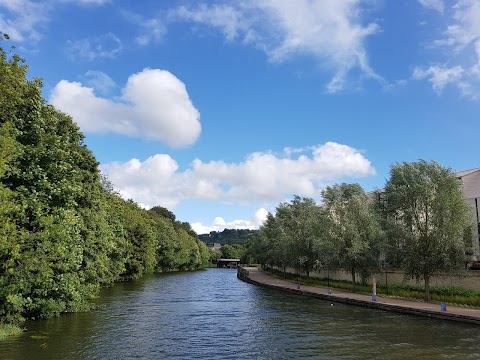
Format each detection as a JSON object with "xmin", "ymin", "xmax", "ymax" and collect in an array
[
  {"xmin": 264, "ymin": 268, "xmax": 480, "ymax": 308},
  {"xmin": 0, "ymin": 323, "xmax": 23, "ymax": 340}
]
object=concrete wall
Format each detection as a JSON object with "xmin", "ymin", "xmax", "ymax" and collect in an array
[
  {"xmin": 461, "ymin": 170, "xmax": 480, "ymax": 200},
  {"xmin": 278, "ymin": 267, "xmax": 480, "ymax": 291}
]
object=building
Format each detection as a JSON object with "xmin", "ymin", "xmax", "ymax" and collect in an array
[
  {"xmin": 206, "ymin": 242, "xmax": 222, "ymax": 252},
  {"xmin": 457, "ymin": 168, "xmax": 480, "ymax": 261}
]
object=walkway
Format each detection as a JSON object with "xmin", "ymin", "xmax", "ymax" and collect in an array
[{"xmin": 238, "ymin": 267, "xmax": 480, "ymax": 325}]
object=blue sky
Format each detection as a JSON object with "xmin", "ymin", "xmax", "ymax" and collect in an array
[{"xmin": 1, "ymin": 0, "xmax": 479, "ymax": 234}]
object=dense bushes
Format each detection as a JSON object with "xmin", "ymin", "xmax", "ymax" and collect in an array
[{"xmin": 0, "ymin": 37, "xmax": 211, "ymax": 325}]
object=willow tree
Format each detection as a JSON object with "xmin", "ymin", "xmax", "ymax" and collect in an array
[
  {"xmin": 244, "ymin": 213, "xmax": 281, "ymax": 269},
  {"xmin": 275, "ymin": 196, "xmax": 326, "ymax": 280},
  {"xmin": 384, "ymin": 160, "xmax": 470, "ymax": 301},
  {"xmin": 322, "ymin": 183, "xmax": 382, "ymax": 287}
]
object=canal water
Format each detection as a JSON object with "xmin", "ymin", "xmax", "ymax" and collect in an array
[{"xmin": 1, "ymin": 268, "xmax": 480, "ymax": 359}]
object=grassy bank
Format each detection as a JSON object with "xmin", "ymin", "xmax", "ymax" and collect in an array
[
  {"xmin": 264, "ymin": 268, "xmax": 480, "ymax": 308},
  {"xmin": 0, "ymin": 323, "xmax": 23, "ymax": 340}
]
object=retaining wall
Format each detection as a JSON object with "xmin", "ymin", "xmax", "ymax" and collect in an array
[{"xmin": 275, "ymin": 267, "xmax": 480, "ymax": 290}]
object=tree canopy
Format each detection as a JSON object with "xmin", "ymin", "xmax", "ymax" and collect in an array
[
  {"xmin": 247, "ymin": 164, "xmax": 472, "ymax": 299},
  {"xmin": 0, "ymin": 37, "xmax": 211, "ymax": 325},
  {"xmin": 383, "ymin": 160, "xmax": 470, "ymax": 300}
]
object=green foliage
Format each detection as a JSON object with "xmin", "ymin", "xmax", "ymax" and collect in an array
[
  {"xmin": 321, "ymin": 183, "xmax": 383, "ymax": 285},
  {"xmin": 199, "ymin": 228, "xmax": 257, "ymax": 245},
  {"xmin": 247, "ymin": 197, "xmax": 328, "ymax": 279},
  {"xmin": 383, "ymin": 160, "xmax": 470, "ymax": 300},
  {"xmin": 265, "ymin": 268, "xmax": 480, "ymax": 307},
  {"xmin": 0, "ymin": 40, "xmax": 209, "ymax": 325},
  {"xmin": 220, "ymin": 244, "xmax": 246, "ymax": 260},
  {"xmin": 0, "ymin": 323, "xmax": 23, "ymax": 340},
  {"xmin": 250, "ymin": 163, "xmax": 471, "ymax": 302}
]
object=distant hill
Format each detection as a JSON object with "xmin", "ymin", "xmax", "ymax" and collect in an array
[{"xmin": 199, "ymin": 228, "xmax": 258, "ymax": 245}]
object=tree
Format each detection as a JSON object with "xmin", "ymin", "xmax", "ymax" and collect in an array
[
  {"xmin": 322, "ymin": 183, "xmax": 383, "ymax": 287},
  {"xmin": 262, "ymin": 212, "xmax": 290, "ymax": 273},
  {"xmin": 149, "ymin": 206, "xmax": 176, "ymax": 222},
  {"xmin": 383, "ymin": 160, "xmax": 470, "ymax": 301},
  {"xmin": 0, "ymin": 35, "xmax": 211, "ymax": 324},
  {"xmin": 220, "ymin": 244, "xmax": 246, "ymax": 260},
  {"xmin": 276, "ymin": 196, "xmax": 325, "ymax": 280}
]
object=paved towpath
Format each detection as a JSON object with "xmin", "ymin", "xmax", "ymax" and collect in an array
[{"xmin": 238, "ymin": 267, "xmax": 480, "ymax": 325}]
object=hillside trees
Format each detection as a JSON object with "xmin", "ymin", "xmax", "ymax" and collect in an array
[{"xmin": 383, "ymin": 160, "xmax": 470, "ymax": 300}]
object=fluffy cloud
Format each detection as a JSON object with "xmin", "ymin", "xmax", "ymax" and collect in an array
[
  {"xmin": 191, "ymin": 208, "xmax": 269, "ymax": 234},
  {"xmin": 100, "ymin": 142, "xmax": 375, "ymax": 209},
  {"xmin": 415, "ymin": 0, "xmax": 480, "ymax": 98},
  {"xmin": 170, "ymin": 0, "xmax": 381, "ymax": 92},
  {"xmin": 50, "ymin": 68, "xmax": 201, "ymax": 147}
]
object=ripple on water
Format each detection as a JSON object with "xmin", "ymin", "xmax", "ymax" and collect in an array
[{"xmin": 1, "ymin": 268, "xmax": 480, "ymax": 360}]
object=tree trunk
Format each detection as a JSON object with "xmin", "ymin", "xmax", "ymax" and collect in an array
[
  {"xmin": 351, "ymin": 270, "xmax": 356, "ymax": 290},
  {"xmin": 424, "ymin": 275, "xmax": 431, "ymax": 301}
]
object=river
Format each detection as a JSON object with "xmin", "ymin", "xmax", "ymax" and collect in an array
[{"xmin": 1, "ymin": 268, "xmax": 480, "ymax": 359}]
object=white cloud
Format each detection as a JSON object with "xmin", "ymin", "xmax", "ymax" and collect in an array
[
  {"xmin": 135, "ymin": 18, "xmax": 165, "ymax": 46},
  {"xmin": 100, "ymin": 142, "xmax": 375, "ymax": 210},
  {"xmin": 0, "ymin": 0, "xmax": 50, "ymax": 41},
  {"xmin": 415, "ymin": 0, "xmax": 480, "ymax": 98},
  {"xmin": 122, "ymin": 11, "xmax": 166, "ymax": 46},
  {"xmin": 84, "ymin": 70, "xmax": 116, "ymax": 95},
  {"xmin": 170, "ymin": 0, "xmax": 381, "ymax": 92},
  {"xmin": 50, "ymin": 68, "xmax": 201, "ymax": 147},
  {"xmin": 435, "ymin": 0, "xmax": 480, "ymax": 50},
  {"xmin": 413, "ymin": 65, "xmax": 468, "ymax": 94},
  {"xmin": 67, "ymin": 33, "xmax": 123, "ymax": 61},
  {"xmin": 67, "ymin": 0, "xmax": 110, "ymax": 4},
  {"xmin": 0, "ymin": 0, "xmax": 110, "ymax": 42},
  {"xmin": 171, "ymin": 4, "xmax": 248, "ymax": 42},
  {"xmin": 191, "ymin": 208, "xmax": 269, "ymax": 234},
  {"xmin": 418, "ymin": 0, "xmax": 444, "ymax": 13}
]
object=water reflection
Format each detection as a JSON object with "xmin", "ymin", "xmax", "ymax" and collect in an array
[{"xmin": 1, "ymin": 268, "xmax": 479, "ymax": 360}]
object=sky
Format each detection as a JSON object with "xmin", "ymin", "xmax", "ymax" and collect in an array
[{"xmin": 1, "ymin": 0, "xmax": 479, "ymax": 234}]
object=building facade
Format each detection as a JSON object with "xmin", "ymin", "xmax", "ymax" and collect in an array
[{"xmin": 457, "ymin": 168, "xmax": 480, "ymax": 261}]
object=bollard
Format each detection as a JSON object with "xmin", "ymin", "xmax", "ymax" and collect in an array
[{"xmin": 440, "ymin": 303, "xmax": 446, "ymax": 312}]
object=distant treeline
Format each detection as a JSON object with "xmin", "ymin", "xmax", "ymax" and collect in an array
[
  {"xmin": 0, "ymin": 36, "xmax": 213, "ymax": 325},
  {"xmin": 199, "ymin": 228, "xmax": 258, "ymax": 246}
]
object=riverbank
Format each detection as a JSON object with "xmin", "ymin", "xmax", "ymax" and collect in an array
[
  {"xmin": 238, "ymin": 266, "xmax": 480, "ymax": 325},
  {"xmin": 0, "ymin": 324, "xmax": 23, "ymax": 340}
]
